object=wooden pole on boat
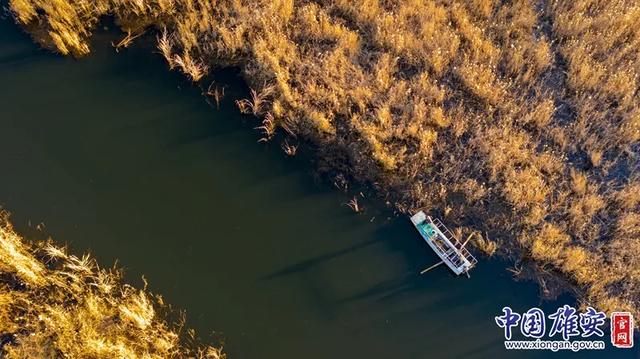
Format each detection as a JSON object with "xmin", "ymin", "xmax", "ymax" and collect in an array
[
  {"xmin": 420, "ymin": 260, "xmax": 444, "ymax": 274},
  {"xmin": 461, "ymin": 232, "xmax": 474, "ymax": 248}
]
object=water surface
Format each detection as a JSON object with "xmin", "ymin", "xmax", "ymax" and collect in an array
[{"xmin": 0, "ymin": 18, "xmax": 635, "ymax": 359}]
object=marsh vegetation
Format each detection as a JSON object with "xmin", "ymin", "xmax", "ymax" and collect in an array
[
  {"xmin": 6, "ymin": 0, "xmax": 640, "ymax": 335},
  {"xmin": 0, "ymin": 211, "xmax": 224, "ymax": 358}
]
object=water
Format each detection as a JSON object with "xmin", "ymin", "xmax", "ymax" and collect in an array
[{"xmin": 0, "ymin": 17, "xmax": 636, "ymax": 359}]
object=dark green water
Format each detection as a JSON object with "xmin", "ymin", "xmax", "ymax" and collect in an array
[{"xmin": 0, "ymin": 18, "xmax": 636, "ymax": 359}]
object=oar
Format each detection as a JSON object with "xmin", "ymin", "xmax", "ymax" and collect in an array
[{"xmin": 420, "ymin": 260, "xmax": 444, "ymax": 274}]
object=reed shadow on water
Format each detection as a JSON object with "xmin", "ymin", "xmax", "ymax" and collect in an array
[{"xmin": 259, "ymin": 237, "xmax": 385, "ymax": 280}]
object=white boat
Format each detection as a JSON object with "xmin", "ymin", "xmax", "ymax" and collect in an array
[{"xmin": 410, "ymin": 211, "xmax": 477, "ymax": 276}]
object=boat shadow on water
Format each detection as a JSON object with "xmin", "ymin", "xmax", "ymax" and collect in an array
[
  {"xmin": 256, "ymin": 214, "xmax": 525, "ymax": 356},
  {"xmin": 257, "ymin": 212, "xmax": 509, "ymax": 305}
]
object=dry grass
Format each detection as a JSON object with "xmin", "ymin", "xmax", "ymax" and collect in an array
[
  {"xmin": 473, "ymin": 233, "xmax": 498, "ymax": 257},
  {"xmin": 0, "ymin": 211, "xmax": 224, "ymax": 358},
  {"xmin": 8, "ymin": 0, "xmax": 640, "ymax": 326}
]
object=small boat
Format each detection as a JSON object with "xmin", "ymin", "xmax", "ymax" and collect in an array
[{"xmin": 410, "ymin": 211, "xmax": 477, "ymax": 277}]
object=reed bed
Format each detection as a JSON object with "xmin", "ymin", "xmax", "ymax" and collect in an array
[{"xmin": 0, "ymin": 211, "xmax": 224, "ymax": 358}]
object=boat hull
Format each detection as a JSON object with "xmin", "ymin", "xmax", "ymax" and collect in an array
[{"xmin": 411, "ymin": 211, "xmax": 475, "ymax": 275}]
